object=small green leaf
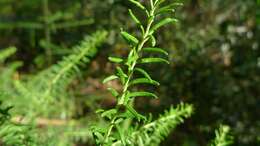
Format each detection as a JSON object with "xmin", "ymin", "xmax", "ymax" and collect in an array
[
  {"xmin": 157, "ymin": 8, "xmax": 175, "ymax": 15},
  {"xmin": 91, "ymin": 126, "xmax": 106, "ymax": 134},
  {"xmin": 128, "ymin": 9, "xmax": 144, "ymax": 34},
  {"xmin": 116, "ymin": 66, "xmax": 128, "ymax": 84},
  {"xmin": 154, "ymin": 0, "xmax": 166, "ymax": 6},
  {"xmin": 151, "ymin": 18, "xmax": 178, "ymax": 32},
  {"xmin": 121, "ymin": 91, "xmax": 130, "ymax": 105},
  {"xmin": 134, "ymin": 68, "xmax": 152, "ymax": 81},
  {"xmin": 129, "ymin": 78, "xmax": 160, "ymax": 86},
  {"xmin": 107, "ymin": 88, "xmax": 119, "ymax": 97},
  {"xmin": 128, "ymin": 0, "xmax": 145, "ymax": 10},
  {"xmin": 121, "ymin": 31, "xmax": 139, "ymax": 45},
  {"xmin": 115, "ymin": 118, "xmax": 124, "ymax": 124},
  {"xmin": 125, "ymin": 104, "xmax": 146, "ymax": 121},
  {"xmin": 108, "ymin": 56, "xmax": 124, "ymax": 63},
  {"xmin": 101, "ymin": 109, "xmax": 117, "ymax": 119},
  {"xmin": 103, "ymin": 75, "xmax": 118, "ymax": 83},
  {"xmin": 143, "ymin": 47, "xmax": 168, "ymax": 55},
  {"xmin": 140, "ymin": 58, "xmax": 169, "ymax": 64},
  {"xmin": 149, "ymin": 35, "xmax": 156, "ymax": 47},
  {"xmin": 0, "ymin": 46, "xmax": 17, "ymax": 62},
  {"xmin": 93, "ymin": 132, "xmax": 105, "ymax": 144},
  {"xmin": 156, "ymin": 3, "xmax": 183, "ymax": 14},
  {"xmin": 127, "ymin": 91, "xmax": 158, "ymax": 99},
  {"xmin": 116, "ymin": 124, "xmax": 126, "ymax": 145},
  {"xmin": 126, "ymin": 49, "xmax": 139, "ymax": 68},
  {"xmin": 128, "ymin": 9, "xmax": 141, "ymax": 25},
  {"xmin": 96, "ymin": 109, "xmax": 105, "ymax": 114},
  {"xmin": 138, "ymin": 136, "xmax": 145, "ymax": 146}
]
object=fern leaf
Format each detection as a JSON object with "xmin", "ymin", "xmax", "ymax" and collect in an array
[
  {"xmin": 31, "ymin": 31, "xmax": 107, "ymax": 97},
  {"xmin": 12, "ymin": 31, "xmax": 107, "ymax": 117},
  {"xmin": 0, "ymin": 47, "xmax": 17, "ymax": 63}
]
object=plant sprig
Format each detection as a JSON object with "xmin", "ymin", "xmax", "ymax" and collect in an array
[
  {"xmin": 211, "ymin": 125, "xmax": 234, "ymax": 146},
  {"xmin": 93, "ymin": 0, "xmax": 186, "ymax": 145}
]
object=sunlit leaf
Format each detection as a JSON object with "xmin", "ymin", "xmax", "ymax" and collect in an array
[
  {"xmin": 101, "ymin": 109, "xmax": 117, "ymax": 119},
  {"xmin": 140, "ymin": 58, "xmax": 169, "ymax": 64},
  {"xmin": 121, "ymin": 31, "xmax": 139, "ymax": 45},
  {"xmin": 134, "ymin": 68, "xmax": 152, "ymax": 81},
  {"xmin": 116, "ymin": 66, "xmax": 128, "ymax": 84},
  {"xmin": 143, "ymin": 47, "xmax": 168, "ymax": 55},
  {"xmin": 129, "ymin": 78, "xmax": 159, "ymax": 86},
  {"xmin": 103, "ymin": 75, "xmax": 118, "ymax": 83},
  {"xmin": 151, "ymin": 18, "xmax": 178, "ymax": 33},
  {"xmin": 0, "ymin": 46, "xmax": 17, "ymax": 63},
  {"xmin": 125, "ymin": 104, "xmax": 146, "ymax": 121},
  {"xmin": 107, "ymin": 88, "xmax": 119, "ymax": 97},
  {"xmin": 128, "ymin": 0, "xmax": 145, "ymax": 10},
  {"xmin": 149, "ymin": 35, "xmax": 156, "ymax": 47},
  {"xmin": 116, "ymin": 124, "xmax": 126, "ymax": 145},
  {"xmin": 108, "ymin": 56, "xmax": 124, "ymax": 63},
  {"xmin": 127, "ymin": 91, "xmax": 158, "ymax": 99},
  {"xmin": 156, "ymin": 2, "xmax": 183, "ymax": 14},
  {"xmin": 129, "ymin": 9, "xmax": 141, "ymax": 25}
]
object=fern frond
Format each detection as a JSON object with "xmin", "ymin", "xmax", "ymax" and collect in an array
[
  {"xmin": 0, "ymin": 62, "xmax": 22, "ymax": 93},
  {"xmin": 0, "ymin": 99, "xmax": 39, "ymax": 146},
  {"xmin": 210, "ymin": 125, "xmax": 234, "ymax": 146},
  {"xmin": 0, "ymin": 47, "xmax": 17, "ymax": 63},
  {"xmin": 0, "ymin": 122, "xmax": 39, "ymax": 146},
  {"xmin": 11, "ymin": 31, "xmax": 107, "ymax": 117},
  {"xmin": 0, "ymin": 98, "xmax": 12, "ymax": 124},
  {"xmin": 36, "ymin": 30, "xmax": 107, "ymax": 97}
]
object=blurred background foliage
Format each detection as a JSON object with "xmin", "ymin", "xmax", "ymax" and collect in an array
[{"xmin": 0, "ymin": 0, "xmax": 259, "ymax": 146}]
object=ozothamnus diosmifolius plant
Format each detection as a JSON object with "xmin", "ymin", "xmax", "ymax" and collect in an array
[{"xmin": 92, "ymin": 0, "xmax": 193, "ymax": 145}]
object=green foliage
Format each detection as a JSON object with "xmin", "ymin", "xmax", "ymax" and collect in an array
[
  {"xmin": 11, "ymin": 31, "xmax": 107, "ymax": 117},
  {"xmin": 0, "ymin": 98, "xmax": 38, "ymax": 146},
  {"xmin": 0, "ymin": 100, "xmax": 11, "ymax": 125},
  {"xmin": 210, "ymin": 125, "xmax": 234, "ymax": 146},
  {"xmin": 92, "ymin": 0, "xmax": 193, "ymax": 145},
  {"xmin": 33, "ymin": 31, "xmax": 107, "ymax": 98},
  {"xmin": 0, "ymin": 123, "xmax": 38, "ymax": 146},
  {"xmin": 0, "ymin": 31, "xmax": 108, "ymax": 145},
  {"xmin": 112, "ymin": 103, "xmax": 193, "ymax": 146},
  {"xmin": 0, "ymin": 47, "xmax": 16, "ymax": 63},
  {"xmin": 0, "ymin": 0, "xmax": 258, "ymax": 145}
]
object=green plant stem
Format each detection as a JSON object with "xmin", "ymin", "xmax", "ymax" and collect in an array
[
  {"xmin": 104, "ymin": 4, "xmax": 157, "ymax": 144},
  {"xmin": 104, "ymin": 117, "xmax": 116, "ymax": 143},
  {"xmin": 118, "ymin": 8, "xmax": 155, "ymax": 105},
  {"xmin": 43, "ymin": 0, "xmax": 52, "ymax": 65}
]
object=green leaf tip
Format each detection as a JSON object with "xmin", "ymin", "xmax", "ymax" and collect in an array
[
  {"xmin": 128, "ymin": 0, "xmax": 145, "ymax": 10},
  {"xmin": 103, "ymin": 75, "xmax": 118, "ymax": 83},
  {"xmin": 120, "ymin": 31, "xmax": 139, "ymax": 45}
]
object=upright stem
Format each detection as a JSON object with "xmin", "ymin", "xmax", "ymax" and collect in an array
[
  {"xmin": 118, "ymin": 8, "xmax": 155, "ymax": 105},
  {"xmin": 43, "ymin": 0, "xmax": 52, "ymax": 65},
  {"xmin": 104, "ymin": 4, "xmax": 157, "ymax": 143}
]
